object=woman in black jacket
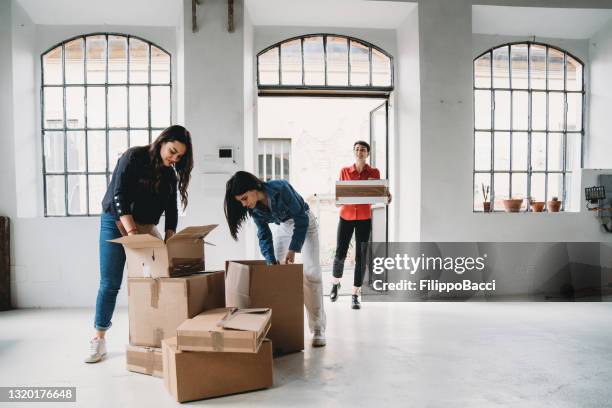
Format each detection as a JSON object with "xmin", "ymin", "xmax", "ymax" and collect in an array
[{"xmin": 85, "ymin": 125, "xmax": 193, "ymax": 363}]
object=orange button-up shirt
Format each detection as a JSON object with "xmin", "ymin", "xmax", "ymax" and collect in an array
[{"xmin": 339, "ymin": 163, "xmax": 381, "ymax": 221}]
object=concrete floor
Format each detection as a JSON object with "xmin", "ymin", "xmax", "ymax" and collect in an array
[{"xmin": 1, "ymin": 301, "xmax": 612, "ymax": 407}]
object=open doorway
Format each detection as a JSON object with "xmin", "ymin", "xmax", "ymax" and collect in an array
[{"xmin": 257, "ymin": 96, "xmax": 388, "ymax": 295}]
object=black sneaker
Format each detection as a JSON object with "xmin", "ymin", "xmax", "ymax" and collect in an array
[
  {"xmin": 351, "ymin": 294, "xmax": 361, "ymax": 310},
  {"xmin": 330, "ymin": 283, "xmax": 340, "ymax": 302}
]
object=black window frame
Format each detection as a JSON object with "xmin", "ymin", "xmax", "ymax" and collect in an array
[{"xmin": 41, "ymin": 32, "xmax": 172, "ymax": 217}]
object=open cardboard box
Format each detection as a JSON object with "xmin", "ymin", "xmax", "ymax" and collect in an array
[
  {"xmin": 335, "ymin": 179, "xmax": 389, "ymax": 204},
  {"xmin": 110, "ymin": 225, "xmax": 217, "ymax": 278},
  {"xmin": 177, "ymin": 307, "xmax": 272, "ymax": 353}
]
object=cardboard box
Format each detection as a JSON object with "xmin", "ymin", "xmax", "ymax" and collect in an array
[
  {"xmin": 110, "ymin": 225, "xmax": 217, "ymax": 278},
  {"xmin": 126, "ymin": 345, "xmax": 163, "ymax": 378},
  {"xmin": 177, "ymin": 307, "xmax": 272, "ymax": 353},
  {"xmin": 128, "ymin": 271, "xmax": 225, "ymax": 347},
  {"xmin": 162, "ymin": 337, "xmax": 273, "ymax": 403},
  {"xmin": 335, "ymin": 179, "xmax": 389, "ymax": 204},
  {"xmin": 225, "ymin": 260, "xmax": 304, "ymax": 354}
]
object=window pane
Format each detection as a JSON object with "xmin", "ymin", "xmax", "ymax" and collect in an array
[
  {"xmin": 493, "ymin": 173, "xmax": 510, "ymax": 210},
  {"xmin": 474, "ymin": 173, "xmax": 490, "ymax": 211},
  {"xmin": 494, "ymin": 90, "xmax": 510, "ymax": 130},
  {"xmin": 108, "ymin": 86, "xmax": 128, "ymax": 127},
  {"xmin": 86, "ymin": 35, "xmax": 106, "ymax": 84},
  {"xmin": 530, "ymin": 44, "xmax": 546, "ymax": 89},
  {"xmin": 511, "ymin": 173, "xmax": 527, "ymax": 200},
  {"xmin": 350, "ymin": 40, "xmax": 369, "ymax": 86},
  {"xmin": 493, "ymin": 132, "xmax": 510, "ymax": 171},
  {"xmin": 152, "ymin": 128, "xmax": 163, "ymax": 140},
  {"xmin": 567, "ymin": 93, "xmax": 582, "ymax": 131},
  {"xmin": 67, "ymin": 175, "xmax": 87, "ymax": 215},
  {"xmin": 549, "ymin": 92, "xmax": 564, "ymax": 131},
  {"xmin": 474, "ymin": 132, "xmax": 491, "ymax": 171},
  {"xmin": 510, "ymin": 44, "xmax": 528, "ymax": 89},
  {"xmin": 130, "ymin": 130, "xmax": 149, "ymax": 147},
  {"xmin": 108, "ymin": 35, "xmax": 127, "ymax": 84},
  {"xmin": 548, "ymin": 173, "xmax": 563, "ymax": 203},
  {"xmin": 129, "ymin": 38, "xmax": 149, "ymax": 83},
  {"xmin": 566, "ymin": 133, "xmax": 581, "ymax": 172},
  {"xmin": 512, "ymin": 91, "xmax": 528, "ymax": 130},
  {"xmin": 512, "ymin": 132, "xmax": 528, "ymax": 171},
  {"xmin": 372, "ymin": 48, "xmax": 391, "ymax": 87},
  {"xmin": 86, "ymin": 87, "xmax": 106, "ymax": 128},
  {"xmin": 258, "ymin": 47, "xmax": 279, "ymax": 85},
  {"xmin": 66, "ymin": 87, "xmax": 85, "ymax": 129},
  {"xmin": 88, "ymin": 175, "xmax": 107, "ymax": 215},
  {"xmin": 532, "ymin": 92, "xmax": 546, "ymax": 130},
  {"xmin": 67, "ymin": 131, "xmax": 86, "ymax": 172},
  {"xmin": 283, "ymin": 157, "xmax": 290, "ymax": 180},
  {"xmin": 258, "ymin": 154, "xmax": 264, "ymax": 179},
  {"xmin": 46, "ymin": 176, "xmax": 66, "ymax": 216},
  {"xmin": 531, "ymin": 132, "xmax": 546, "ymax": 171},
  {"xmin": 44, "ymin": 87, "xmax": 64, "ymax": 128},
  {"xmin": 548, "ymin": 48, "xmax": 564, "ymax": 91},
  {"xmin": 326, "ymin": 36, "xmax": 348, "ymax": 86},
  {"xmin": 303, "ymin": 37, "xmax": 324, "ymax": 86},
  {"xmin": 43, "ymin": 47, "xmax": 63, "ymax": 85},
  {"xmin": 531, "ymin": 173, "xmax": 545, "ymax": 203},
  {"xmin": 280, "ymin": 39, "xmax": 302, "ymax": 85},
  {"xmin": 548, "ymin": 133, "xmax": 563, "ymax": 171},
  {"xmin": 108, "ymin": 131, "xmax": 128, "ymax": 172},
  {"xmin": 492, "ymin": 46, "xmax": 509, "ymax": 88},
  {"xmin": 44, "ymin": 131, "xmax": 64, "ymax": 172},
  {"xmin": 474, "ymin": 52, "xmax": 491, "ymax": 88},
  {"xmin": 151, "ymin": 86, "xmax": 171, "ymax": 128},
  {"xmin": 87, "ymin": 131, "xmax": 106, "ymax": 172},
  {"xmin": 151, "ymin": 46, "xmax": 170, "ymax": 84},
  {"xmin": 566, "ymin": 56, "xmax": 582, "ymax": 91},
  {"xmin": 65, "ymin": 38, "xmax": 84, "ymax": 84},
  {"xmin": 129, "ymin": 86, "xmax": 148, "ymax": 127},
  {"xmin": 474, "ymin": 90, "xmax": 491, "ymax": 129}
]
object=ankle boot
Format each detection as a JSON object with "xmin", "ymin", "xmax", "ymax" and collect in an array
[{"xmin": 330, "ymin": 282, "xmax": 340, "ymax": 302}]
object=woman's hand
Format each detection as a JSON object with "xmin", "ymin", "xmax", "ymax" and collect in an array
[{"xmin": 284, "ymin": 250, "xmax": 295, "ymax": 264}]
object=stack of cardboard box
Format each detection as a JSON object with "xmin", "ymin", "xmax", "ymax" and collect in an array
[{"xmin": 112, "ymin": 226, "xmax": 305, "ymax": 403}]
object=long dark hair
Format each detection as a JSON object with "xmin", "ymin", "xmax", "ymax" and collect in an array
[
  {"xmin": 224, "ymin": 171, "xmax": 264, "ymax": 240},
  {"xmin": 149, "ymin": 125, "xmax": 193, "ymax": 210}
]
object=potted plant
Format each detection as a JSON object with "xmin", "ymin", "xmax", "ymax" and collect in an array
[
  {"xmin": 548, "ymin": 196, "xmax": 561, "ymax": 212},
  {"xmin": 503, "ymin": 197, "xmax": 523, "ymax": 212},
  {"xmin": 530, "ymin": 197, "xmax": 545, "ymax": 212},
  {"xmin": 481, "ymin": 183, "xmax": 491, "ymax": 212}
]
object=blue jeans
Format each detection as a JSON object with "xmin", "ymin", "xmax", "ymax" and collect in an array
[{"xmin": 94, "ymin": 212, "xmax": 126, "ymax": 331}]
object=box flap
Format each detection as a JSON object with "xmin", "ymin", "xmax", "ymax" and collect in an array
[
  {"xmin": 168, "ymin": 225, "xmax": 218, "ymax": 242},
  {"xmin": 225, "ymin": 262, "xmax": 252, "ymax": 308},
  {"xmin": 219, "ymin": 308, "xmax": 271, "ymax": 332},
  {"xmin": 109, "ymin": 234, "xmax": 165, "ymax": 249}
]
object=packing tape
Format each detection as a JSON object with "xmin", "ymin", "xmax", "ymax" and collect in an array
[
  {"xmin": 178, "ymin": 334, "xmax": 256, "ymax": 351},
  {"xmin": 150, "ymin": 279, "xmax": 160, "ymax": 308},
  {"xmin": 211, "ymin": 331, "xmax": 224, "ymax": 351},
  {"xmin": 154, "ymin": 328, "xmax": 164, "ymax": 346}
]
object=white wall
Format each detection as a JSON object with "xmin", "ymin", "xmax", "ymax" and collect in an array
[{"xmin": 396, "ymin": 6, "xmax": 421, "ymax": 241}]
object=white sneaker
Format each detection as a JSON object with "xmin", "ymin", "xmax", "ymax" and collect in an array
[
  {"xmin": 84, "ymin": 337, "xmax": 107, "ymax": 363},
  {"xmin": 312, "ymin": 329, "xmax": 326, "ymax": 347}
]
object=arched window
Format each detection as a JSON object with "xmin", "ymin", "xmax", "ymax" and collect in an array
[
  {"xmin": 257, "ymin": 34, "xmax": 393, "ymax": 95},
  {"xmin": 41, "ymin": 33, "xmax": 171, "ymax": 216},
  {"xmin": 473, "ymin": 42, "xmax": 584, "ymax": 212}
]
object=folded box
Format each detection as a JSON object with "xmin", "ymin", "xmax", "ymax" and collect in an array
[{"xmin": 177, "ymin": 307, "xmax": 271, "ymax": 353}]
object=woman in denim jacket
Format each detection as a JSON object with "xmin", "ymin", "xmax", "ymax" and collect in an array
[{"xmin": 224, "ymin": 171, "xmax": 327, "ymax": 347}]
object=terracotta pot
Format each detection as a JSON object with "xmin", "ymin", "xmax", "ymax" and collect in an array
[
  {"xmin": 530, "ymin": 201, "xmax": 545, "ymax": 212},
  {"xmin": 503, "ymin": 199, "xmax": 523, "ymax": 213},
  {"xmin": 548, "ymin": 200, "xmax": 561, "ymax": 212},
  {"xmin": 483, "ymin": 202, "xmax": 491, "ymax": 213}
]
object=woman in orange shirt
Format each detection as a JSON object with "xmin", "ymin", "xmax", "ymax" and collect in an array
[{"xmin": 330, "ymin": 140, "xmax": 390, "ymax": 309}]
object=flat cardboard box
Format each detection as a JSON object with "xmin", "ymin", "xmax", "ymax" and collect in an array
[
  {"xmin": 225, "ymin": 260, "xmax": 304, "ymax": 354},
  {"xmin": 126, "ymin": 344, "xmax": 163, "ymax": 378},
  {"xmin": 128, "ymin": 271, "xmax": 225, "ymax": 347},
  {"xmin": 177, "ymin": 307, "xmax": 272, "ymax": 353},
  {"xmin": 335, "ymin": 179, "xmax": 389, "ymax": 204},
  {"xmin": 162, "ymin": 337, "xmax": 273, "ymax": 403},
  {"xmin": 110, "ymin": 225, "xmax": 217, "ymax": 278}
]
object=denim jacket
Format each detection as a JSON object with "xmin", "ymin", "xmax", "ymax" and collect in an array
[{"xmin": 249, "ymin": 180, "xmax": 310, "ymax": 264}]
